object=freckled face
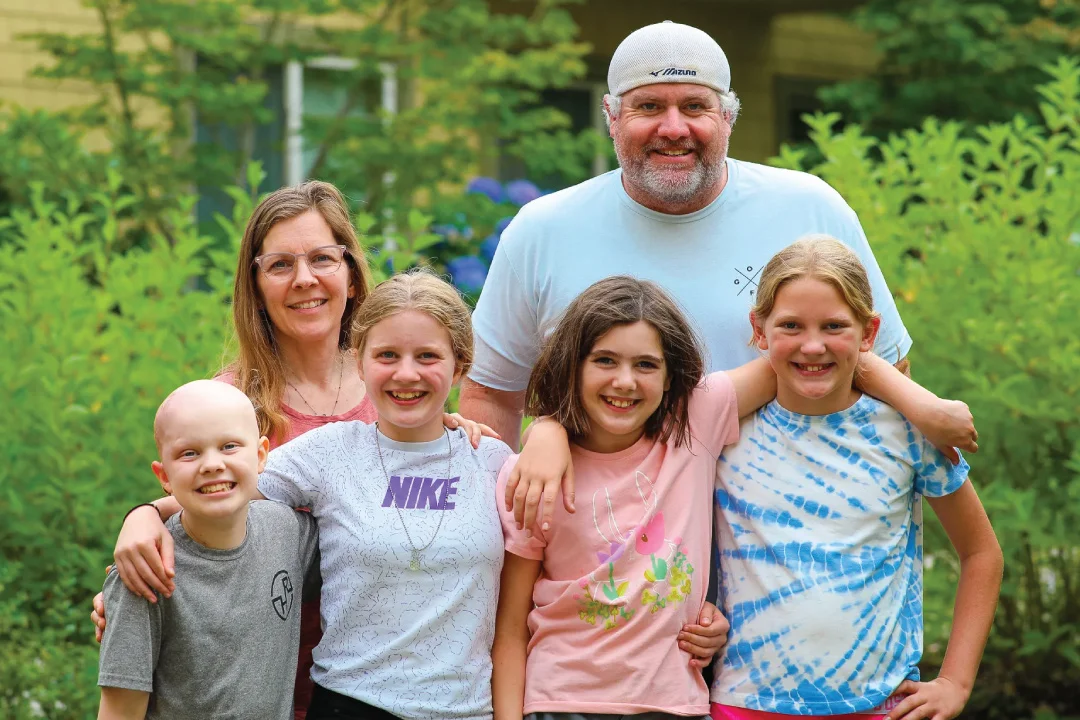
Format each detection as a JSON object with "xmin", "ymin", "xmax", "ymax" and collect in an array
[
  {"xmin": 610, "ymin": 83, "xmax": 731, "ymax": 209},
  {"xmin": 577, "ymin": 321, "xmax": 670, "ymax": 454},
  {"xmin": 753, "ymin": 277, "xmax": 879, "ymax": 416}
]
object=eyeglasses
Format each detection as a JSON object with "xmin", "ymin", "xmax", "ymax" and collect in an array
[{"xmin": 252, "ymin": 245, "xmax": 349, "ymax": 278}]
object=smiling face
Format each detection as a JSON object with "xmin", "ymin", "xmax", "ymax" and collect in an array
[
  {"xmin": 358, "ymin": 309, "xmax": 461, "ymax": 443},
  {"xmin": 609, "ymin": 83, "xmax": 731, "ymax": 213},
  {"xmin": 752, "ymin": 277, "xmax": 880, "ymax": 416},
  {"xmin": 577, "ymin": 321, "xmax": 670, "ymax": 454},
  {"xmin": 152, "ymin": 382, "xmax": 268, "ymax": 525},
  {"xmin": 255, "ymin": 210, "xmax": 355, "ymax": 351}
]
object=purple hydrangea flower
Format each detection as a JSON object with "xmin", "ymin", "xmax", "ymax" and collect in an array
[
  {"xmin": 494, "ymin": 216, "xmax": 514, "ymax": 237},
  {"xmin": 479, "ymin": 233, "xmax": 500, "ymax": 263},
  {"xmin": 466, "ymin": 177, "xmax": 505, "ymax": 204},
  {"xmin": 505, "ymin": 179, "xmax": 542, "ymax": 207},
  {"xmin": 446, "ymin": 255, "xmax": 488, "ymax": 294}
]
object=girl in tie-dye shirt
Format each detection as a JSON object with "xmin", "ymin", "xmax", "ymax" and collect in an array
[{"xmin": 711, "ymin": 237, "xmax": 1002, "ymax": 720}]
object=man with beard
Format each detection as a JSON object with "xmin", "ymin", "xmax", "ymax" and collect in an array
[{"xmin": 462, "ymin": 21, "xmax": 912, "ymax": 449}]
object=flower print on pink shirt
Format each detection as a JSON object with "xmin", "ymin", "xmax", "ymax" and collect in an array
[{"xmin": 576, "ymin": 472, "xmax": 696, "ymax": 627}]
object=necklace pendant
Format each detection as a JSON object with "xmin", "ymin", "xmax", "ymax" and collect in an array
[{"xmin": 409, "ymin": 549, "xmax": 422, "ymax": 571}]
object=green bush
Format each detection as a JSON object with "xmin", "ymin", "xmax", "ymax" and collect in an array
[
  {"xmin": 0, "ymin": 173, "xmax": 243, "ymax": 718},
  {"xmin": 775, "ymin": 58, "xmax": 1080, "ymax": 718}
]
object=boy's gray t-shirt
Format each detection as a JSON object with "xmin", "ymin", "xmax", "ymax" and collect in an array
[{"xmin": 98, "ymin": 500, "xmax": 319, "ymax": 720}]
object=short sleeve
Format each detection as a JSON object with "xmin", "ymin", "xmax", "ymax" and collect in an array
[
  {"xmin": 477, "ymin": 436, "xmax": 514, "ymax": 475},
  {"xmin": 494, "ymin": 456, "xmax": 547, "ymax": 561},
  {"xmin": 909, "ymin": 425, "xmax": 970, "ymax": 498},
  {"xmin": 829, "ymin": 211, "xmax": 913, "ymax": 364},
  {"xmin": 258, "ymin": 428, "xmax": 326, "ymax": 508},
  {"xmin": 469, "ymin": 234, "xmax": 540, "ymax": 392},
  {"xmin": 98, "ymin": 570, "xmax": 160, "ymax": 692},
  {"xmin": 688, "ymin": 372, "xmax": 741, "ymax": 456}
]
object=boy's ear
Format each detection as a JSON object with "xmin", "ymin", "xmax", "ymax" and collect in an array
[
  {"xmin": 256, "ymin": 436, "xmax": 270, "ymax": 474},
  {"xmin": 861, "ymin": 316, "xmax": 881, "ymax": 352},
  {"xmin": 151, "ymin": 461, "xmax": 172, "ymax": 496},
  {"xmin": 749, "ymin": 311, "xmax": 769, "ymax": 351}
]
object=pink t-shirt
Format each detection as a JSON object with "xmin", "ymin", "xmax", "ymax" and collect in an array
[{"xmin": 496, "ymin": 371, "xmax": 740, "ymax": 716}]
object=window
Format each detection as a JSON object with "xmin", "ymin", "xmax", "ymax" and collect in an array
[
  {"xmin": 195, "ymin": 57, "xmax": 392, "ymax": 229},
  {"xmin": 774, "ymin": 76, "xmax": 834, "ymax": 147}
]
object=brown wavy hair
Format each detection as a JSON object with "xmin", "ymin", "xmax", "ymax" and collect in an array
[
  {"xmin": 526, "ymin": 276, "xmax": 705, "ymax": 449},
  {"xmin": 224, "ymin": 181, "xmax": 372, "ymax": 442}
]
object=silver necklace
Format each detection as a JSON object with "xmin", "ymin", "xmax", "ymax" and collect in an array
[
  {"xmin": 374, "ymin": 424, "xmax": 452, "ymax": 571},
  {"xmin": 288, "ymin": 353, "xmax": 344, "ymax": 416}
]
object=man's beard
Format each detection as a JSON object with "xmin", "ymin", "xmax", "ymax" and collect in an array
[{"xmin": 614, "ymin": 137, "xmax": 726, "ymax": 207}]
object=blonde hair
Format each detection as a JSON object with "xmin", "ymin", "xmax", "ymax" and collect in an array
[
  {"xmin": 351, "ymin": 269, "xmax": 474, "ymax": 377},
  {"xmin": 226, "ymin": 181, "xmax": 373, "ymax": 442},
  {"xmin": 751, "ymin": 235, "xmax": 879, "ymax": 335}
]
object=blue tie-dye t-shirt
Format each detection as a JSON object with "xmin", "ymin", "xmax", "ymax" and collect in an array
[{"xmin": 710, "ymin": 394, "xmax": 968, "ymax": 715}]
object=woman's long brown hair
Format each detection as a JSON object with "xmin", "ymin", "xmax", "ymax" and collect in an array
[{"xmin": 225, "ymin": 181, "xmax": 372, "ymax": 442}]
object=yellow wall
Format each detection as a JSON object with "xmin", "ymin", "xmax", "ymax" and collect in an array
[{"xmin": 0, "ymin": 0, "xmax": 100, "ymax": 111}]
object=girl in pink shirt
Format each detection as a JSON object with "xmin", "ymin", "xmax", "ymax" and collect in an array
[{"xmin": 492, "ymin": 276, "xmax": 778, "ymax": 720}]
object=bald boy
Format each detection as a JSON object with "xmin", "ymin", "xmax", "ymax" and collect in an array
[{"xmin": 97, "ymin": 380, "xmax": 320, "ymax": 720}]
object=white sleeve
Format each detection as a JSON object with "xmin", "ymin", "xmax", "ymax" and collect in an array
[
  {"xmin": 258, "ymin": 430, "xmax": 325, "ymax": 508},
  {"xmin": 469, "ymin": 230, "xmax": 539, "ymax": 393},
  {"xmin": 829, "ymin": 209, "xmax": 913, "ymax": 364}
]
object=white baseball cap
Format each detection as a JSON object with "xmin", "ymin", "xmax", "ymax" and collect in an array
[{"xmin": 607, "ymin": 20, "xmax": 731, "ymax": 96}]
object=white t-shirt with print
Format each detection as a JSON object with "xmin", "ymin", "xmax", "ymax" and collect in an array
[
  {"xmin": 711, "ymin": 395, "xmax": 969, "ymax": 715},
  {"xmin": 258, "ymin": 423, "xmax": 512, "ymax": 720}
]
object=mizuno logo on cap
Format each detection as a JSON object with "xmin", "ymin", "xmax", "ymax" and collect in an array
[{"xmin": 649, "ymin": 68, "xmax": 697, "ymax": 77}]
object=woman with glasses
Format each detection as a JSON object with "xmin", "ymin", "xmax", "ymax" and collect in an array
[{"xmin": 230, "ymin": 181, "xmax": 374, "ymax": 444}]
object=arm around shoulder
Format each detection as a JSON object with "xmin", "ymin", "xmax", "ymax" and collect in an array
[{"xmin": 855, "ymin": 353, "xmax": 978, "ymax": 462}]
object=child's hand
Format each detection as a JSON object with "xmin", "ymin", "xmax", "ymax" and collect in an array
[
  {"xmin": 678, "ymin": 601, "xmax": 730, "ymax": 669},
  {"xmin": 92, "ymin": 591, "xmax": 107, "ymax": 643},
  {"xmin": 443, "ymin": 412, "xmax": 500, "ymax": 449},
  {"xmin": 885, "ymin": 677, "xmax": 969, "ymax": 720},
  {"xmin": 919, "ymin": 399, "xmax": 978, "ymax": 464},
  {"xmin": 114, "ymin": 505, "xmax": 175, "ymax": 602},
  {"xmin": 506, "ymin": 418, "xmax": 574, "ymax": 534}
]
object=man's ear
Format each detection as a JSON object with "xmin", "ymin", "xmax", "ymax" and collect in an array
[
  {"xmin": 749, "ymin": 311, "xmax": 769, "ymax": 351},
  {"xmin": 151, "ymin": 461, "xmax": 172, "ymax": 496},
  {"xmin": 256, "ymin": 436, "xmax": 270, "ymax": 474},
  {"xmin": 603, "ymin": 96, "xmax": 617, "ymax": 139},
  {"xmin": 861, "ymin": 316, "xmax": 881, "ymax": 352}
]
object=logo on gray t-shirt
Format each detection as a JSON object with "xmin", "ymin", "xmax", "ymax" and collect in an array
[{"xmin": 271, "ymin": 570, "xmax": 294, "ymax": 620}]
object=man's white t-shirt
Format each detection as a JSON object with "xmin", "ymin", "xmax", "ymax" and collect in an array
[
  {"xmin": 471, "ymin": 158, "xmax": 911, "ymax": 389},
  {"xmin": 258, "ymin": 423, "xmax": 512, "ymax": 720}
]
